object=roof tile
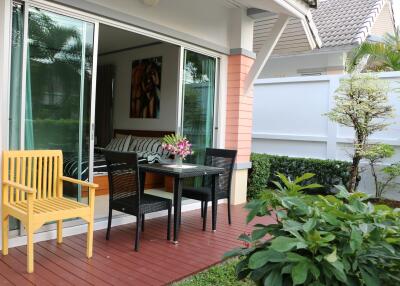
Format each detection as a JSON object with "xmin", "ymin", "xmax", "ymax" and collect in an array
[{"xmin": 312, "ymin": 0, "xmax": 386, "ymax": 47}]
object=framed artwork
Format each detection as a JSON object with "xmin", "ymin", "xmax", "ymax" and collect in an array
[{"xmin": 130, "ymin": 56, "xmax": 162, "ymax": 118}]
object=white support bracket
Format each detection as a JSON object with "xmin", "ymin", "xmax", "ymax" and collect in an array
[{"xmin": 243, "ymin": 14, "xmax": 289, "ymax": 95}]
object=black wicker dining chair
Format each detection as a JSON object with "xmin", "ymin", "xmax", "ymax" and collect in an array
[
  {"xmin": 103, "ymin": 150, "xmax": 172, "ymax": 251},
  {"xmin": 182, "ymin": 148, "xmax": 237, "ymax": 231}
]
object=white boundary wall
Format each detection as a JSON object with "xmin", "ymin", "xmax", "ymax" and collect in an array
[{"xmin": 253, "ymin": 72, "xmax": 400, "ymax": 197}]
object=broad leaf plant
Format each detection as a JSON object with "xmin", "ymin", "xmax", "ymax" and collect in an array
[{"xmin": 226, "ymin": 173, "xmax": 400, "ymax": 286}]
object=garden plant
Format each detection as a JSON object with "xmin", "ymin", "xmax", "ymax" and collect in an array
[
  {"xmin": 248, "ymin": 153, "xmax": 351, "ymax": 199},
  {"xmin": 364, "ymin": 144, "xmax": 400, "ymax": 204},
  {"xmin": 226, "ymin": 173, "xmax": 400, "ymax": 286},
  {"xmin": 348, "ymin": 28, "xmax": 400, "ymax": 72},
  {"xmin": 325, "ymin": 73, "xmax": 394, "ymax": 192}
]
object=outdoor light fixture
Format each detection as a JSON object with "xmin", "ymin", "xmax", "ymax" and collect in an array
[{"xmin": 142, "ymin": 0, "xmax": 160, "ymax": 6}]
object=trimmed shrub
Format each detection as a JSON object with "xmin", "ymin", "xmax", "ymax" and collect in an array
[
  {"xmin": 248, "ymin": 153, "xmax": 351, "ymax": 199},
  {"xmin": 248, "ymin": 154, "xmax": 271, "ymax": 200}
]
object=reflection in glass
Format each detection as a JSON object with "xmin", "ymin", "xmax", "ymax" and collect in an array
[
  {"xmin": 182, "ymin": 50, "xmax": 216, "ymax": 185},
  {"xmin": 26, "ymin": 8, "xmax": 94, "ymax": 200}
]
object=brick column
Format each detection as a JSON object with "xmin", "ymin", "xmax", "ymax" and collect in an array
[{"xmin": 226, "ymin": 54, "xmax": 254, "ymax": 205}]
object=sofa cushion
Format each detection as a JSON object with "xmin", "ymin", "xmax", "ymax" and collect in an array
[
  {"xmin": 128, "ymin": 136, "xmax": 171, "ymax": 160},
  {"xmin": 105, "ymin": 135, "xmax": 131, "ymax": 152}
]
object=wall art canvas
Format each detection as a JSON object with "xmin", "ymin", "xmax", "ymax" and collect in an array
[{"xmin": 130, "ymin": 56, "xmax": 162, "ymax": 118}]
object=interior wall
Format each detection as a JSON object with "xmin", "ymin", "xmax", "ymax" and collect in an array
[{"xmin": 98, "ymin": 43, "xmax": 180, "ymax": 132}]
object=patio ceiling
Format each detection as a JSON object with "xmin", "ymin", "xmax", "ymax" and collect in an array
[{"xmin": 222, "ymin": 0, "xmax": 322, "ymax": 55}]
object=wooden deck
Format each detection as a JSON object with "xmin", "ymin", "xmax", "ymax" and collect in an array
[{"xmin": 0, "ymin": 204, "xmax": 275, "ymax": 286}]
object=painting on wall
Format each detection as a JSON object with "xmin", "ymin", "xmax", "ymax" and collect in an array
[{"xmin": 130, "ymin": 56, "xmax": 162, "ymax": 118}]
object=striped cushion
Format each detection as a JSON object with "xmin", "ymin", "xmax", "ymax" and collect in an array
[
  {"xmin": 105, "ymin": 136, "xmax": 131, "ymax": 152},
  {"xmin": 128, "ymin": 136, "xmax": 171, "ymax": 162}
]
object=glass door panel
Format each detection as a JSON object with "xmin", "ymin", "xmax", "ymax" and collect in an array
[
  {"xmin": 9, "ymin": 3, "xmax": 96, "ymax": 207},
  {"xmin": 181, "ymin": 50, "xmax": 216, "ymax": 177},
  {"xmin": 26, "ymin": 7, "xmax": 94, "ymax": 200}
]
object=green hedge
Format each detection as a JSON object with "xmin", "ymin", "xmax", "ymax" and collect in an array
[{"xmin": 248, "ymin": 153, "xmax": 352, "ymax": 199}]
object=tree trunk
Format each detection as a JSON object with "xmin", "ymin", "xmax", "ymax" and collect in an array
[
  {"xmin": 370, "ymin": 162, "xmax": 379, "ymax": 198},
  {"xmin": 348, "ymin": 155, "xmax": 361, "ymax": 192}
]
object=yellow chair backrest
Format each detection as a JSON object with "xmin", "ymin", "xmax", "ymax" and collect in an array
[{"xmin": 2, "ymin": 150, "xmax": 63, "ymax": 203}]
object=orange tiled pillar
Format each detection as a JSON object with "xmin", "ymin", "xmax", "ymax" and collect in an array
[{"xmin": 226, "ymin": 54, "xmax": 254, "ymax": 205}]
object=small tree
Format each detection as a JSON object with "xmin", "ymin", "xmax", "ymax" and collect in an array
[
  {"xmin": 326, "ymin": 73, "xmax": 394, "ymax": 192},
  {"xmin": 378, "ymin": 163, "xmax": 400, "ymax": 199},
  {"xmin": 364, "ymin": 144, "xmax": 395, "ymax": 198}
]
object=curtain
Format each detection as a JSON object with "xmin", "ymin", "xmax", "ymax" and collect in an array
[
  {"xmin": 25, "ymin": 47, "xmax": 34, "ymax": 149},
  {"xmin": 95, "ymin": 65, "xmax": 115, "ymax": 147},
  {"xmin": 202, "ymin": 57, "xmax": 215, "ymax": 154},
  {"xmin": 182, "ymin": 51, "xmax": 216, "ymax": 186},
  {"xmin": 9, "ymin": 3, "xmax": 23, "ymax": 150}
]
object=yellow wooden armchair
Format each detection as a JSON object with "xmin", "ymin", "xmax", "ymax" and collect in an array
[{"xmin": 1, "ymin": 150, "xmax": 98, "ymax": 273}]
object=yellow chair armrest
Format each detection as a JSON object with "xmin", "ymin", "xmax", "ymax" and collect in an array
[
  {"xmin": 60, "ymin": 176, "xmax": 98, "ymax": 190},
  {"xmin": 3, "ymin": 180, "xmax": 36, "ymax": 194}
]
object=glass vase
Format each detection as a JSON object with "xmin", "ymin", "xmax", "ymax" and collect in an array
[{"xmin": 175, "ymin": 156, "xmax": 183, "ymax": 167}]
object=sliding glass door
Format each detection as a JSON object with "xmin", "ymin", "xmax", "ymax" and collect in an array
[
  {"xmin": 9, "ymin": 2, "xmax": 97, "ymax": 213},
  {"xmin": 181, "ymin": 50, "xmax": 217, "ymax": 167}
]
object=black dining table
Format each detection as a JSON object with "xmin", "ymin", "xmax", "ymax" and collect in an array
[{"xmin": 138, "ymin": 163, "xmax": 224, "ymax": 243}]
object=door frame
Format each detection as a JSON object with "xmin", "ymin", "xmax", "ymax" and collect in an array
[
  {"xmin": 3, "ymin": 0, "xmax": 228, "ymax": 243},
  {"xmin": 178, "ymin": 48, "xmax": 220, "ymax": 148},
  {"xmin": 8, "ymin": 0, "xmax": 226, "ymax": 153}
]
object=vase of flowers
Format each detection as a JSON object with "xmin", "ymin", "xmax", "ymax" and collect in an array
[{"xmin": 162, "ymin": 134, "xmax": 193, "ymax": 167}]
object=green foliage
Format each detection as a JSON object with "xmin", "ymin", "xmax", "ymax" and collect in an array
[
  {"xmin": 375, "ymin": 162, "xmax": 400, "ymax": 199},
  {"xmin": 248, "ymin": 154, "xmax": 271, "ymax": 199},
  {"xmin": 226, "ymin": 175, "xmax": 400, "ymax": 286},
  {"xmin": 247, "ymin": 153, "xmax": 351, "ymax": 199},
  {"xmin": 325, "ymin": 73, "xmax": 394, "ymax": 192},
  {"xmin": 348, "ymin": 28, "xmax": 400, "ymax": 72},
  {"xmin": 325, "ymin": 74, "xmax": 393, "ymax": 133},
  {"xmin": 363, "ymin": 144, "xmax": 395, "ymax": 162},
  {"xmin": 363, "ymin": 144, "xmax": 399, "ymax": 198},
  {"xmin": 175, "ymin": 259, "xmax": 254, "ymax": 286},
  {"xmin": 162, "ymin": 134, "xmax": 186, "ymax": 145}
]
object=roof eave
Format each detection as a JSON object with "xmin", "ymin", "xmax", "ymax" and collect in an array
[{"xmin": 272, "ymin": 0, "xmax": 322, "ymax": 49}]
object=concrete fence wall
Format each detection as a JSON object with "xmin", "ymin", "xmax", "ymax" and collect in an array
[{"xmin": 253, "ymin": 72, "xmax": 400, "ymax": 197}]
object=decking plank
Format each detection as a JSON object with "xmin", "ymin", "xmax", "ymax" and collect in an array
[{"xmin": 0, "ymin": 204, "xmax": 273, "ymax": 286}]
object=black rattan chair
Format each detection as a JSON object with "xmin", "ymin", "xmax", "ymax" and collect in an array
[
  {"xmin": 103, "ymin": 150, "xmax": 172, "ymax": 251},
  {"xmin": 182, "ymin": 148, "xmax": 237, "ymax": 231}
]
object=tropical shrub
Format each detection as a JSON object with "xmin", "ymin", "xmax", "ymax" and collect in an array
[
  {"xmin": 227, "ymin": 173, "xmax": 400, "ymax": 286},
  {"xmin": 248, "ymin": 153, "xmax": 351, "ymax": 199},
  {"xmin": 325, "ymin": 73, "xmax": 394, "ymax": 192},
  {"xmin": 363, "ymin": 144, "xmax": 400, "ymax": 198},
  {"xmin": 347, "ymin": 28, "xmax": 400, "ymax": 72}
]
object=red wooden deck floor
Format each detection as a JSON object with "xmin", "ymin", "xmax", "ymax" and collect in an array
[{"xmin": 0, "ymin": 204, "xmax": 275, "ymax": 286}]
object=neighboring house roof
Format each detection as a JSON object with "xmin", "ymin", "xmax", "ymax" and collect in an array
[
  {"xmin": 253, "ymin": 0, "xmax": 395, "ymax": 55},
  {"xmin": 312, "ymin": 0, "xmax": 394, "ymax": 48}
]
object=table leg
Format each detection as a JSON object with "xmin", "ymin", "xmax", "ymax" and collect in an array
[
  {"xmin": 173, "ymin": 177, "xmax": 183, "ymax": 243},
  {"xmin": 211, "ymin": 174, "xmax": 219, "ymax": 232}
]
